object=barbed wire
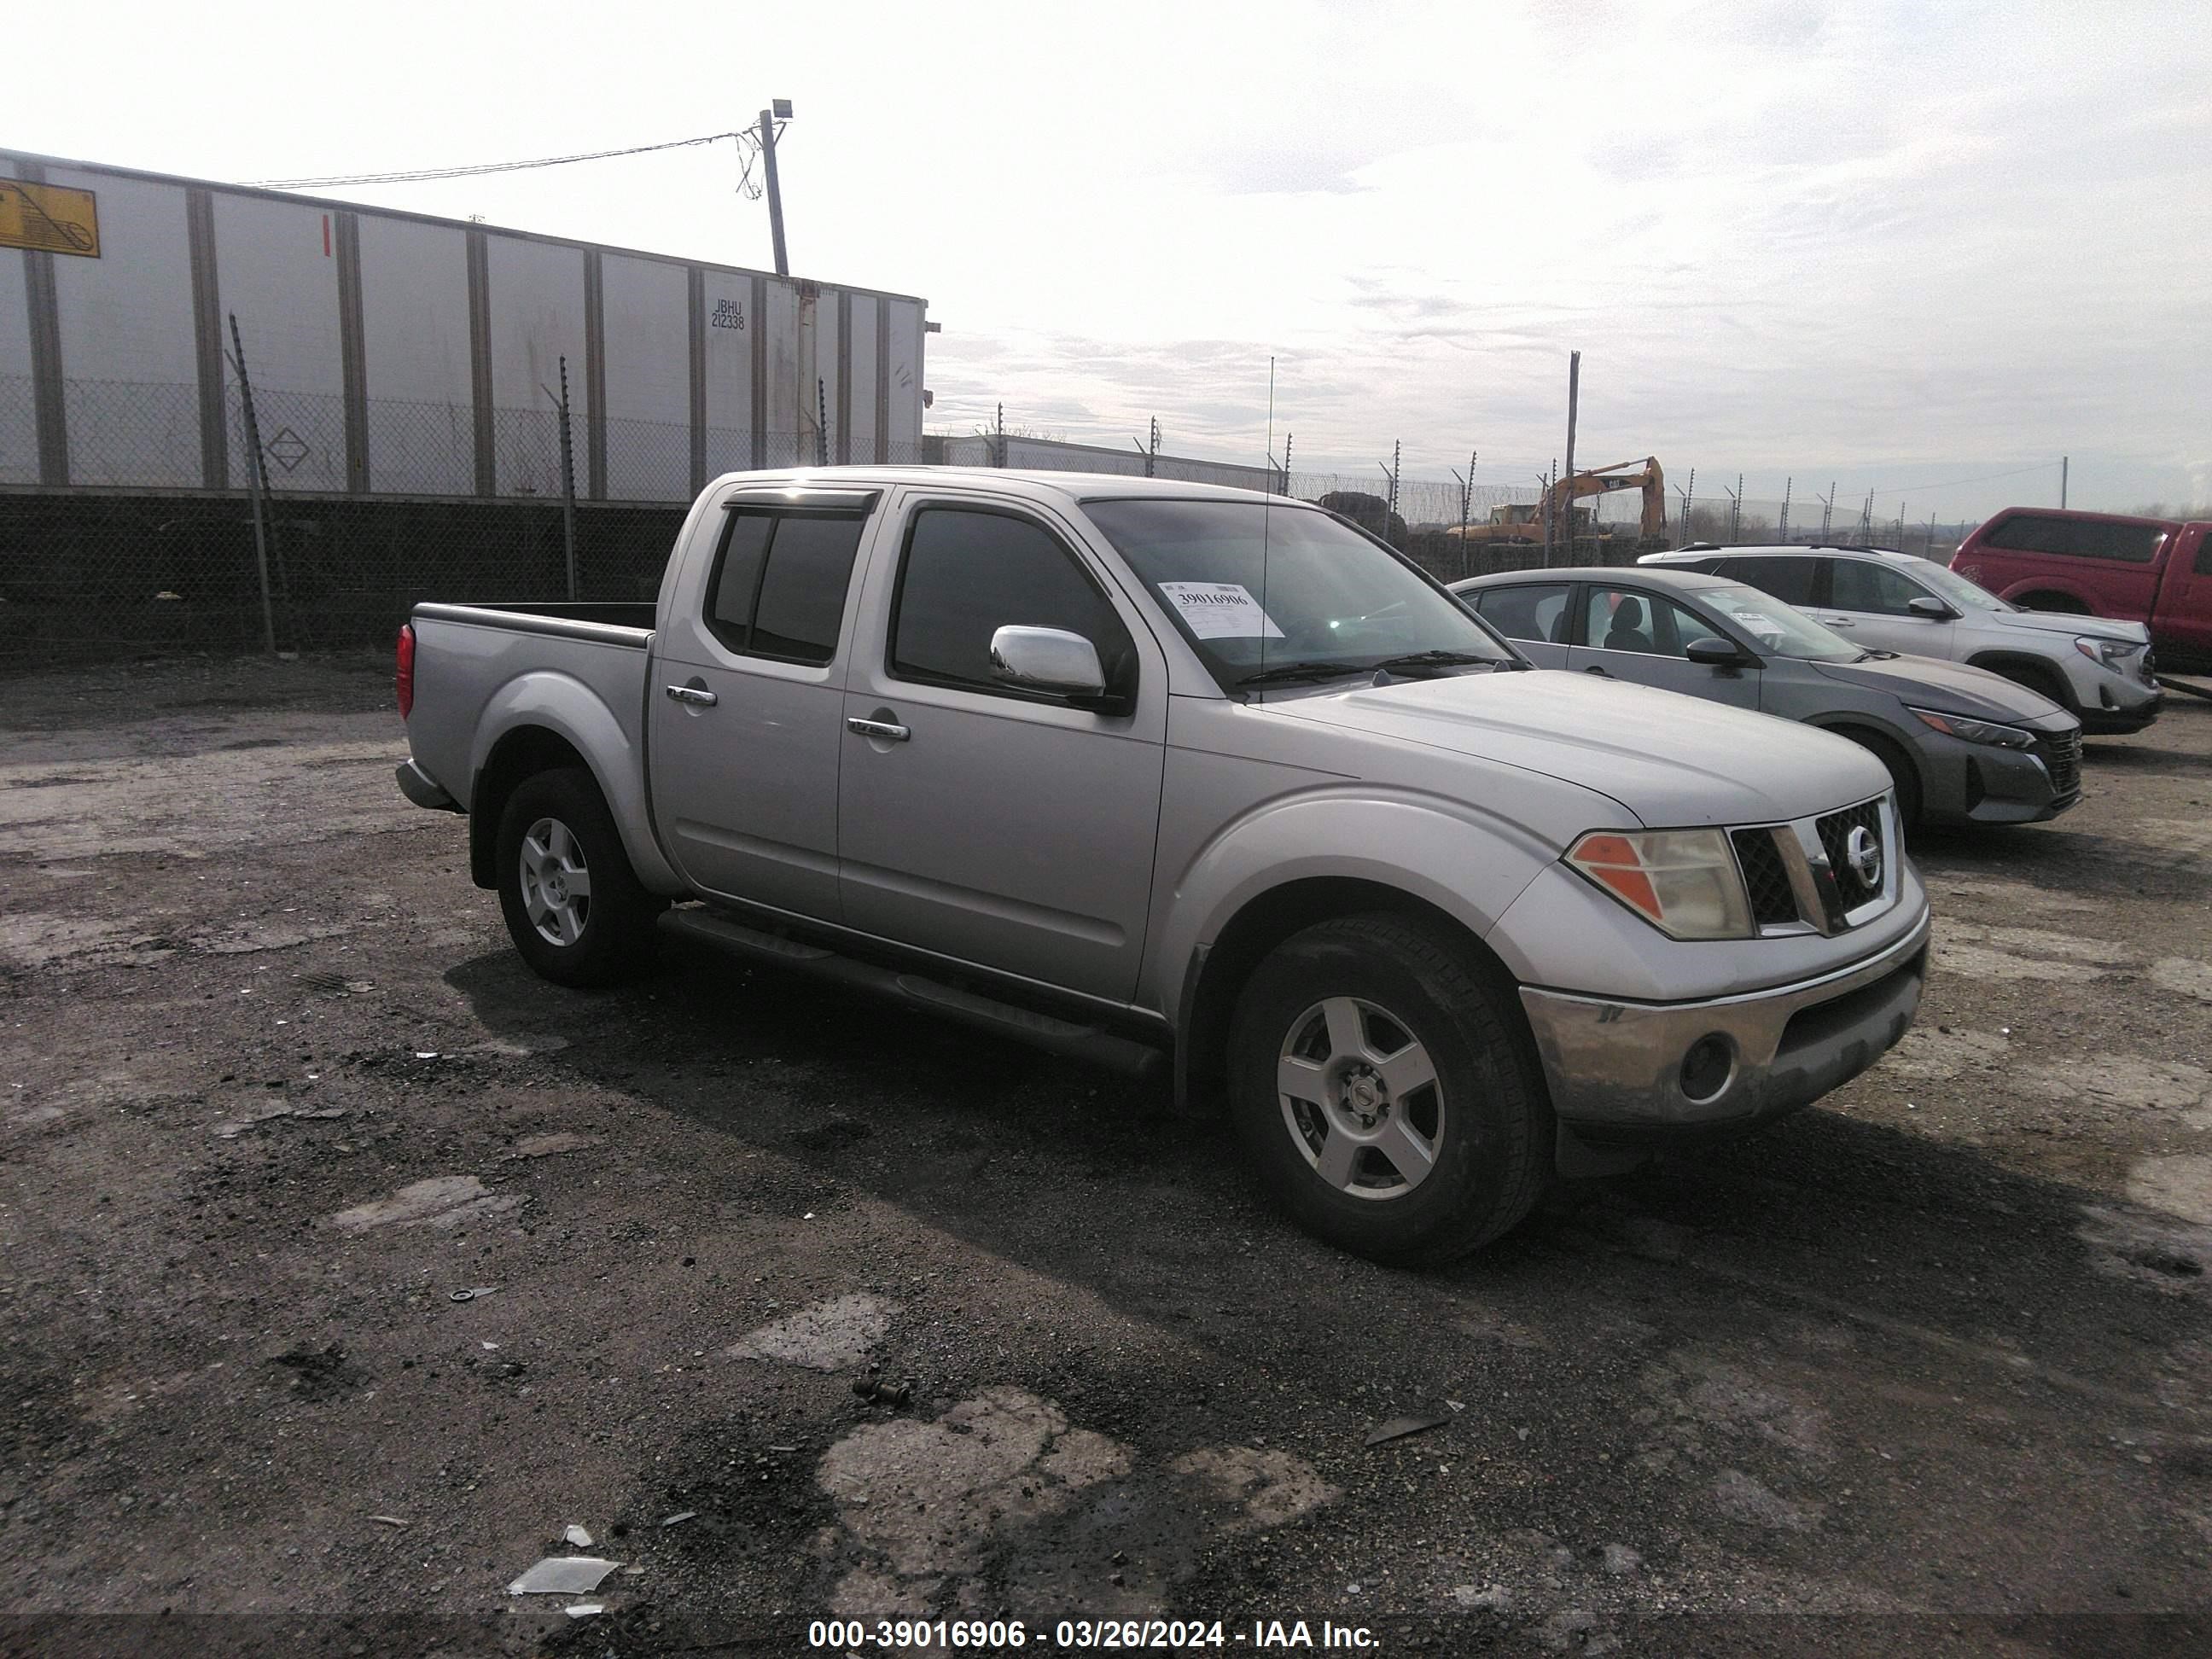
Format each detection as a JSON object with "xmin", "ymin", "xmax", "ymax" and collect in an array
[{"xmin": 245, "ymin": 131, "xmax": 755, "ymax": 190}]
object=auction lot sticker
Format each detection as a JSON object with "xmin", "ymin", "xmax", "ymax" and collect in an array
[{"xmin": 1156, "ymin": 583, "xmax": 1287, "ymax": 640}]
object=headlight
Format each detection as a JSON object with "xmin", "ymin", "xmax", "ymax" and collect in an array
[
  {"xmin": 1909, "ymin": 707, "xmax": 2035, "ymax": 749},
  {"xmin": 2075, "ymin": 636, "xmax": 2144, "ymax": 669},
  {"xmin": 1566, "ymin": 829, "xmax": 1753, "ymax": 940}
]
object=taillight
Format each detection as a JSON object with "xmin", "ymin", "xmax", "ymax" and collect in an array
[{"xmin": 395, "ymin": 623, "xmax": 416, "ymax": 719}]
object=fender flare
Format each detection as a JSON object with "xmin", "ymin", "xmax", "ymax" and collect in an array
[{"xmin": 468, "ymin": 671, "xmax": 682, "ymax": 894}]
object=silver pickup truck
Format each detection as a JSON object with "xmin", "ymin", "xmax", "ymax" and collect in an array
[{"xmin": 396, "ymin": 468, "xmax": 1931, "ymax": 1261}]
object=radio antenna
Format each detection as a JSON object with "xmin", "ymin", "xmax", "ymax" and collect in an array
[{"xmin": 1260, "ymin": 356, "xmax": 1275, "ymax": 675}]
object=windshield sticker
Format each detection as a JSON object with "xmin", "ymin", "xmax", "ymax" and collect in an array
[
  {"xmin": 1725, "ymin": 606, "xmax": 1787, "ymax": 645},
  {"xmin": 1157, "ymin": 582, "xmax": 1288, "ymax": 640}
]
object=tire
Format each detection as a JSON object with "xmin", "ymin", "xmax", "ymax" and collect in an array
[
  {"xmin": 495, "ymin": 767, "xmax": 665, "ymax": 987},
  {"xmin": 1225, "ymin": 913, "xmax": 1551, "ymax": 1265},
  {"xmin": 1839, "ymin": 729, "xmax": 1924, "ymax": 830}
]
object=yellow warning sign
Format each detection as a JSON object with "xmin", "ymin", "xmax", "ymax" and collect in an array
[{"xmin": 0, "ymin": 178, "xmax": 101, "ymax": 258}]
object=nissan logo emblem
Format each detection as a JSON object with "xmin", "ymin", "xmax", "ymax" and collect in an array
[{"xmin": 1845, "ymin": 824, "xmax": 1883, "ymax": 888}]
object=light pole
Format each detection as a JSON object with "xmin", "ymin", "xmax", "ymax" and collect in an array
[{"xmin": 758, "ymin": 99, "xmax": 793, "ymax": 276}]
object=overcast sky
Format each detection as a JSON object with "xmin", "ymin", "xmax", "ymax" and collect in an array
[{"xmin": 17, "ymin": 0, "xmax": 2211, "ymax": 516}]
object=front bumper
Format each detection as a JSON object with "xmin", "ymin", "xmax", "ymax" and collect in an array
[
  {"xmin": 1520, "ymin": 903, "xmax": 1930, "ymax": 1143},
  {"xmin": 2080, "ymin": 690, "xmax": 2163, "ymax": 734}
]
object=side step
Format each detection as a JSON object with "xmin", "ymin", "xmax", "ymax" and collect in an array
[{"xmin": 657, "ymin": 907, "xmax": 1168, "ymax": 1080}]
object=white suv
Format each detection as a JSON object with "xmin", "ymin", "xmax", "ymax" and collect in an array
[{"xmin": 1640, "ymin": 545, "xmax": 2162, "ymax": 734}]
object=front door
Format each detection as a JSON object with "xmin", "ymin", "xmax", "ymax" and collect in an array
[
  {"xmin": 1564, "ymin": 584, "xmax": 1761, "ymax": 709},
  {"xmin": 1813, "ymin": 556, "xmax": 1961, "ymax": 660},
  {"xmin": 649, "ymin": 504, "xmax": 873, "ymax": 921},
  {"xmin": 836, "ymin": 498, "xmax": 1168, "ymax": 1003}
]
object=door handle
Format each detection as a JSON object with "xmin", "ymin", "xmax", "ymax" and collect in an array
[
  {"xmin": 1583, "ymin": 666, "xmax": 1613, "ymax": 678},
  {"xmin": 847, "ymin": 716, "xmax": 911, "ymax": 742},
  {"xmin": 665, "ymin": 684, "xmax": 719, "ymax": 706},
  {"xmin": 1821, "ymin": 616, "xmax": 1856, "ymax": 628}
]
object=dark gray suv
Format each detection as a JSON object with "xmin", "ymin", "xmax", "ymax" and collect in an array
[{"xmin": 1452, "ymin": 567, "xmax": 2083, "ymax": 827}]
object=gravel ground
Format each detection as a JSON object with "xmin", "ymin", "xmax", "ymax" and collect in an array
[{"xmin": 3, "ymin": 655, "xmax": 2209, "ymax": 1657}]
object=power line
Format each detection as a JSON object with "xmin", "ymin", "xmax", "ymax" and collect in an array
[
  {"xmin": 244, "ymin": 131, "xmax": 753, "ymax": 189},
  {"xmin": 1855, "ymin": 461, "xmax": 2055, "ymax": 498}
]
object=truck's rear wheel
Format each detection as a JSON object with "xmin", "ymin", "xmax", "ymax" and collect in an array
[
  {"xmin": 1225, "ymin": 914, "xmax": 1551, "ymax": 1264},
  {"xmin": 495, "ymin": 768, "xmax": 663, "ymax": 987}
]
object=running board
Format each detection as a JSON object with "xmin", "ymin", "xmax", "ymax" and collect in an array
[{"xmin": 656, "ymin": 908, "xmax": 1167, "ymax": 1080}]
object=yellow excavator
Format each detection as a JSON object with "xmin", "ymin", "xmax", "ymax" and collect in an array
[{"xmin": 1448, "ymin": 457, "xmax": 1668, "ymax": 550}]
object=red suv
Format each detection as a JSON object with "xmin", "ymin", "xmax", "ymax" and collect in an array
[{"xmin": 1952, "ymin": 508, "xmax": 2212, "ymax": 676}]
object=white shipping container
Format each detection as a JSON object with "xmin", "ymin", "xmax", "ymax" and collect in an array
[{"xmin": 0, "ymin": 148, "xmax": 929, "ymax": 501}]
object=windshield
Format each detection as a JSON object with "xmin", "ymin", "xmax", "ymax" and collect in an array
[
  {"xmin": 1082, "ymin": 498, "xmax": 1517, "ymax": 690},
  {"xmin": 1702, "ymin": 584, "xmax": 1862, "ymax": 661},
  {"xmin": 1910, "ymin": 560, "xmax": 2014, "ymax": 613}
]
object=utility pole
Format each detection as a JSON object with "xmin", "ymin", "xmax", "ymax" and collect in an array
[
  {"xmin": 1563, "ymin": 351, "xmax": 1580, "ymax": 558},
  {"xmin": 1675, "ymin": 468, "xmax": 1695, "ymax": 547},
  {"xmin": 1279, "ymin": 433, "xmax": 1291, "ymax": 495},
  {"xmin": 1723, "ymin": 480, "xmax": 1742, "ymax": 545},
  {"xmin": 1778, "ymin": 478, "xmax": 1792, "ymax": 544},
  {"xmin": 758, "ymin": 100, "xmax": 793, "ymax": 277},
  {"xmin": 1818, "ymin": 483, "xmax": 1835, "ymax": 540},
  {"xmin": 2060, "ymin": 455, "xmax": 2069, "ymax": 509}
]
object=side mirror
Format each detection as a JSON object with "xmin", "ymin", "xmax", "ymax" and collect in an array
[
  {"xmin": 1686, "ymin": 637, "xmax": 1747, "ymax": 670},
  {"xmin": 1907, "ymin": 595, "xmax": 1958, "ymax": 620},
  {"xmin": 990, "ymin": 625, "xmax": 1114, "ymax": 706}
]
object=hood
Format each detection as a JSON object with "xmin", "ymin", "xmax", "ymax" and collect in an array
[
  {"xmin": 1983, "ymin": 608, "xmax": 2151, "ymax": 647},
  {"xmin": 1264, "ymin": 669, "xmax": 1891, "ymax": 829},
  {"xmin": 1811, "ymin": 653, "xmax": 2075, "ymax": 729}
]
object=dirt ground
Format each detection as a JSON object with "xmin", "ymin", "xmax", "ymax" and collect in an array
[{"xmin": 3, "ymin": 654, "xmax": 2210, "ymax": 1657}]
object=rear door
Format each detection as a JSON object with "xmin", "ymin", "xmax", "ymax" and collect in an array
[
  {"xmin": 1462, "ymin": 580, "xmax": 1574, "ymax": 667},
  {"xmin": 647, "ymin": 490, "xmax": 876, "ymax": 922},
  {"xmin": 835, "ymin": 493, "xmax": 1169, "ymax": 1002},
  {"xmin": 1813, "ymin": 556, "xmax": 1962, "ymax": 660},
  {"xmin": 1563, "ymin": 583, "xmax": 1761, "ymax": 709}
]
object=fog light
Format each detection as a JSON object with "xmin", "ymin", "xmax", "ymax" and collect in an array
[{"xmin": 1680, "ymin": 1035, "xmax": 1733, "ymax": 1103}]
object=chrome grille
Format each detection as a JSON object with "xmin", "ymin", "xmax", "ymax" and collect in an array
[{"xmin": 1815, "ymin": 800, "xmax": 1886, "ymax": 913}]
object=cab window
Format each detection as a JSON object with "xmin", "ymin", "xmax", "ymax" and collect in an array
[
  {"xmin": 705, "ymin": 509, "xmax": 867, "ymax": 665},
  {"xmin": 890, "ymin": 506, "xmax": 1136, "ymax": 700}
]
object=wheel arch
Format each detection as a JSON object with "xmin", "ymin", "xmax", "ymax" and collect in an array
[
  {"xmin": 1174, "ymin": 876, "xmax": 1524, "ymax": 1113},
  {"xmin": 470, "ymin": 725, "xmax": 597, "ymax": 889},
  {"xmin": 1964, "ymin": 649, "xmax": 2075, "ymax": 710},
  {"xmin": 2001, "ymin": 583, "xmax": 2095, "ymax": 614}
]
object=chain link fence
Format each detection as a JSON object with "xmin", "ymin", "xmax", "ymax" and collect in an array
[{"xmin": 3, "ymin": 372, "xmax": 1994, "ymax": 671}]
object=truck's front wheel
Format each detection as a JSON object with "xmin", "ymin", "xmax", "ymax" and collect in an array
[
  {"xmin": 1226, "ymin": 914, "xmax": 1551, "ymax": 1264},
  {"xmin": 495, "ymin": 768, "xmax": 664, "ymax": 987}
]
